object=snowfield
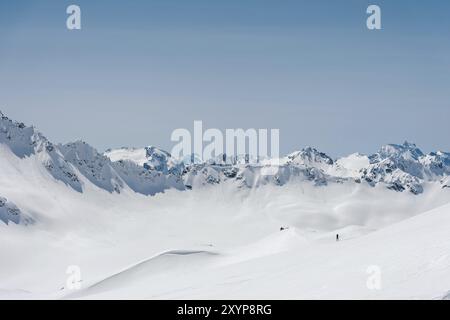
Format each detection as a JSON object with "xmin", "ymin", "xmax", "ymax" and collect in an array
[
  {"xmin": 104, "ymin": 147, "xmax": 147, "ymax": 166},
  {"xmin": 0, "ymin": 112, "xmax": 449, "ymax": 299}
]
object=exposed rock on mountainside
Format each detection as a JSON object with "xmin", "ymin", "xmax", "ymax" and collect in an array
[
  {"xmin": 1, "ymin": 111, "xmax": 450, "ymax": 196},
  {"xmin": 0, "ymin": 197, "xmax": 32, "ymax": 225}
]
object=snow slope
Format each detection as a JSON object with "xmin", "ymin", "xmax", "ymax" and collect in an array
[
  {"xmin": 0, "ymin": 111, "xmax": 450, "ymax": 299},
  {"xmin": 0, "ymin": 178, "xmax": 449, "ymax": 299},
  {"xmin": 71, "ymin": 202, "xmax": 450, "ymax": 299},
  {"xmin": 104, "ymin": 147, "xmax": 147, "ymax": 166}
]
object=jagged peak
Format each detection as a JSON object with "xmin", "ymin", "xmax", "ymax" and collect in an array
[
  {"xmin": 62, "ymin": 139, "xmax": 96, "ymax": 150},
  {"xmin": 386, "ymin": 141, "xmax": 422, "ymax": 153},
  {"xmin": 373, "ymin": 141, "xmax": 424, "ymax": 163},
  {"xmin": 3, "ymin": 110, "xmax": 450, "ymax": 196},
  {"xmin": 287, "ymin": 146, "xmax": 333, "ymax": 165},
  {"xmin": 0, "ymin": 111, "xmax": 53, "ymax": 158},
  {"xmin": 60, "ymin": 140, "xmax": 111, "ymax": 165}
]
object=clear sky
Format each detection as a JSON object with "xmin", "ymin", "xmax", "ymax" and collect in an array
[{"xmin": 0, "ymin": 0, "xmax": 449, "ymax": 157}]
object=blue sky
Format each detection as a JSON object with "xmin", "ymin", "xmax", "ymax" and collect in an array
[{"xmin": 0, "ymin": 0, "xmax": 449, "ymax": 157}]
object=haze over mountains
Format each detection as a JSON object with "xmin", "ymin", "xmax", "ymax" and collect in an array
[
  {"xmin": 0, "ymin": 111, "xmax": 449, "ymax": 299},
  {"xmin": 1, "ymin": 110, "xmax": 450, "ymax": 225}
]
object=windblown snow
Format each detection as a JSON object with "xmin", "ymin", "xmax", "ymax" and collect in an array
[{"xmin": 0, "ymin": 111, "xmax": 449, "ymax": 299}]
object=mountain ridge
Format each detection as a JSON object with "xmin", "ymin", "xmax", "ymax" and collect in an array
[{"xmin": 1, "ymin": 111, "xmax": 450, "ymax": 200}]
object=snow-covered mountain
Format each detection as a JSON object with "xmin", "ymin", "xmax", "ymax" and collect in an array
[
  {"xmin": 0, "ymin": 111, "xmax": 84, "ymax": 192},
  {"xmin": 1, "ymin": 111, "xmax": 450, "ymax": 300},
  {"xmin": 106, "ymin": 142, "xmax": 450, "ymax": 195},
  {"xmin": 0, "ymin": 112, "xmax": 183, "ymax": 200},
  {"xmin": 359, "ymin": 142, "xmax": 450, "ymax": 194},
  {"xmin": 2, "ymin": 111, "xmax": 449, "ymax": 206}
]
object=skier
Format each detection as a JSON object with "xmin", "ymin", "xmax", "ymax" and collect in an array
[{"xmin": 336, "ymin": 234, "xmax": 339, "ymax": 242}]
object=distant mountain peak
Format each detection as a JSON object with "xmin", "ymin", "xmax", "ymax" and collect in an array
[
  {"xmin": 1, "ymin": 111, "xmax": 449, "ymax": 196},
  {"xmin": 287, "ymin": 147, "xmax": 334, "ymax": 167}
]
